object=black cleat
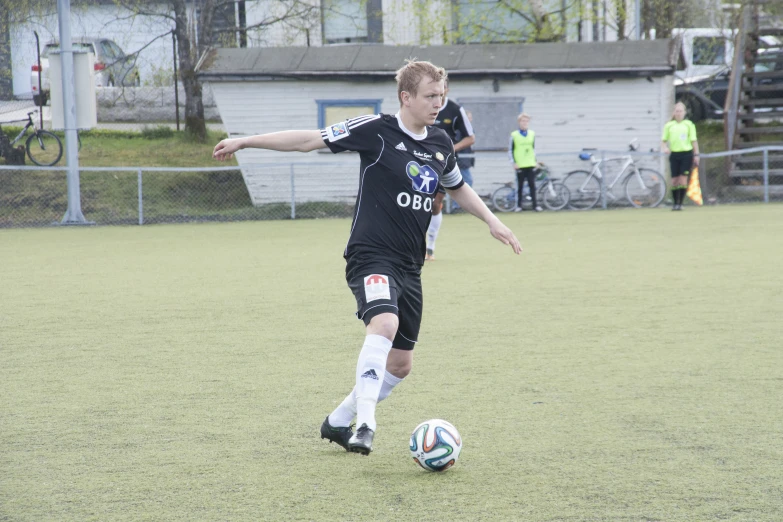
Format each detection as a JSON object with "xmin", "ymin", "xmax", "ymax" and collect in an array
[
  {"xmin": 347, "ymin": 423, "xmax": 375, "ymax": 456},
  {"xmin": 320, "ymin": 416, "xmax": 353, "ymax": 451}
]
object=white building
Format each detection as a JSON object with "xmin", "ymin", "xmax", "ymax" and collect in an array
[
  {"xmin": 8, "ymin": 0, "xmax": 649, "ymax": 99},
  {"xmin": 197, "ymin": 40, "xmax": 676, "ymax": 205}
]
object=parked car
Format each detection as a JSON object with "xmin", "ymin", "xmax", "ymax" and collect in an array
[
  {"xmin": 675, "ymin": 52, "xmax": 783, "ymax": 122},
  {"xmin": 31, "ymin": 37, "xmax": 141, "ymax": 106}
]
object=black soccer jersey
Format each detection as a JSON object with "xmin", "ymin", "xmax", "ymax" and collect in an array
[
  {"xmin": 434, "ymin": 98, "xmax": 474, "ymax": 145},
  {"xmin": 321, "ymin": 113, "xmax": 464, "ymax": 267}
]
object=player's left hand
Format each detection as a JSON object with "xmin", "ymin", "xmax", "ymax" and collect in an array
[
  {"xmin": 489, "ymin": 219, "xmax": 522, "ymax": 254},
  {"xmin": 693, "ymin": 156, "xmax": 700, "ymax": 167},
  {"xmin": 213, "ymin": 138, "xmax": 243, "ymax": 161}
]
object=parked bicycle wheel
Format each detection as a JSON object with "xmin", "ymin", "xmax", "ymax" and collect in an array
[
  {"xmin": 491, "ymin": 185, "xmax": 517, "ymax": 212},
  {"xmin": 564, "ymin": 170, "xmax": 601, "ymax": 210},
  {"xmin": 625, "ymin": 168, "xmax": 666, "ymax": 208},
  {"xmin": 25, "ymin": 130, "xmax": 63, "ymax": 166},
  {"xmin": 540, "ymin": 181, "xmax": 571, "ymax": 211}
]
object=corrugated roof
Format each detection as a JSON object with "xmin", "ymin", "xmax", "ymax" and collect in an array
[{"xmin": 196, "ymin": 40, "xmax": 677, "ymax": 79}]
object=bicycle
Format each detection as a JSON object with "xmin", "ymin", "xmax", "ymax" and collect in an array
[
  {"xmin": 564, "ymin": 140, "xmax": 666, "ymax": 210},
  {"xmin": 0, "ymin": 111, "xmax": 63, "ymax": 166},
  {"xmin": 492, "ymin": 165, "xmax": 571, "ymax": 212}
]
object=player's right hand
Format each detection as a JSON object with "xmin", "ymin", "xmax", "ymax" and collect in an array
[
  {"xmin": 489, "ymin": 220, "xmax": 522, "ymax": 255},
  {"xmin": 213, "ymin": 138, "xmax": 242, "ymax": 161}
]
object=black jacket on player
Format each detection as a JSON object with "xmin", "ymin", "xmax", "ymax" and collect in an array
[{"xmin": 321, "ymin": 113, "xmax": 464, "ymax": 268}]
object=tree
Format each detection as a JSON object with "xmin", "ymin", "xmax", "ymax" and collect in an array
[
  {"xmin": 116, "ymin": 0, "xmax": 320, "ymax": 142},
  {"xmin": 449, "ymin": 0, "xmax": 572, "ymax": 43},
  {"xmin": 0, "ymin": 7, "xmax": 11, "ymax": 100},
  {"xmin": 0, "ymin": 0, "xmax": 57, "ymax": 100}
]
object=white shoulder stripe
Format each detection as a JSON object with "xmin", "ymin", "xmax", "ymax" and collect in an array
[{"xmin": 347, "ymin": 114, "xmax": 381, "ymax": 129}]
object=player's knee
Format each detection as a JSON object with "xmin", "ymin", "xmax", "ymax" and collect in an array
[
  {"xmin": 367, "ymin": 313, "xmax": 399, "ymax": 341},
  {"xmin": 387, "ymin": 360, "xmax": 411, "ymax": 378}
]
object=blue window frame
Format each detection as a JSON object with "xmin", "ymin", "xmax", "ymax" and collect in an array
[{"xmin": 316, "ymin": 99, "xmax": 383, "ymax": 129}]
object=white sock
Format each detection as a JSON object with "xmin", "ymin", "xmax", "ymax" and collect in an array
[
  {"xmin": 328, "ymin": 372, "xmax": 404, "ymax": 427},
  {"xmin": 355, "ymin": 334, "xmax": 392, "ymax": 431},
  {"xmin": 426, "ymin": 212, "xmax": 443, "ymax": 251},
  {"xmin": 378, "ymin": 372, "xmax": 404, "ymax": 402},
  {"xmin": 328, "ymin": 388, "xmax": 356, "ymax": 427}
]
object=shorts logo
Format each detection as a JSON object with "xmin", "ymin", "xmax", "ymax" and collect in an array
[
  {"xmin": 406, "ymin": 161, "xmax": 439, "ymax": 195},
  {"xmin": 364, "ymin": 274, "xmax": 390, "ymax": 302},
  {"xmin": 326, "ymin": 122, "xmax": 350, "ymax": 142}
]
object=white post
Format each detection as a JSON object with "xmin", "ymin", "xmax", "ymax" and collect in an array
[
  {"xmin": 290, "ymin": 164, "xmax": 296, "ymax": 220},
  {"xmin": 138, "ymin": 169, "xmax": 144, "ymax": 225},
  {"xmin": 763, "ymin": 149, "xmax": 769, "ymax": 204},
  {"xmin": 57, "ymin": 0, "xmax": 87, "ymax": 224},
  {"xmin": 634, "ymin": 0, "xmax": 641, "ymax": 40}
]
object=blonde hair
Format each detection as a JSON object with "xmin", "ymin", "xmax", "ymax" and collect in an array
[
  {"xmin": 395, "ymin": 59, "xmax": 447, "ymax": 105},
  {"xmin": 517, "ymin": 112, "xmax": 531, "ymax": 122},
  {"xmin": 672, "ymin": 102, "xmax": 687, "ymax": 120}
]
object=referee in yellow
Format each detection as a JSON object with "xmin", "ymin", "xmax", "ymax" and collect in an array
[{"xmin": 661, "ymin": 102, "xmax": 700, "ymax": 211}]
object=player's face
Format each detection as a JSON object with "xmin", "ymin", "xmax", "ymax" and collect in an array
[
  {"xmin": 673, "ymin": 104, "xmax": 686, "ymax": 121},
  {"xmin": 518, "ymin": 116, "xmax": 530, "ymax": 130},
  {"xmin": 409, "ymin": 77, "xmax": 445, "ymax": 126}
]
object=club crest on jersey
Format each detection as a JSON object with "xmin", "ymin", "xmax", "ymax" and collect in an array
[
  {"xmin": 326, "ymin": 122, "xmax": 350, "ymax": 142},
  {"xmin": 406, "ymin": 161, "xmax": 439, "ymax": 195},
  {"xmin": 364, "ymin": 274, "xmax": 390, "ymax": 302},
  {"xmin": 435, "ymin": 152, "xmax": 444, "ymax": 162}
]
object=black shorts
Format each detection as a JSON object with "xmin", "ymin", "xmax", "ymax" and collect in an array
[
  {"xmin": 669, "ymin": 151, "xmax": 694, "ymax": 178},
  {"xmin": 347, "ymin": 266, "xmax": 423, "ymax": 351}
]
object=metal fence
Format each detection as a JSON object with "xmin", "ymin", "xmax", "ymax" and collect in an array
[{"xmin": 1, "ymin": 147, "xmax": 781, "ymax": 228}]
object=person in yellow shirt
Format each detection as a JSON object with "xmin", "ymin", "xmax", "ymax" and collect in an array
[
  {"xmin": 509, "ymin": 113, "xmax": 542, "ymax": 212},
  {"xmin": 661, "ymin": 102, "xmax": 700, "ymax": 211}
]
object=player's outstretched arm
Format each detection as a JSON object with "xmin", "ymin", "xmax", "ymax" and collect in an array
[
  {"xmin": 213, "ymin": 130, "xmax": 327, "ymax": 160},
  {"xmin": 447, "ymin": 184, "xmax": 522, "ymax": 254}
]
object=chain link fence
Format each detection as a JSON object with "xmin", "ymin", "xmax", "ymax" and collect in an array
[{"xmin": 1, "ymin": 147, "xmax": 782, "ymax": 228}]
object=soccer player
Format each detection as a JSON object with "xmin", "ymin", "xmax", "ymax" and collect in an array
[
  {"xmin": 213, "ymin": 60, "xmax": 521, "ymax": 456},
  {"xmin": 661, "ymin": 101, "xmax": 700, "ymax": 211},
  {"xmin": 426, "ymin": 79, "xmax": 476, "ymax": 260}
]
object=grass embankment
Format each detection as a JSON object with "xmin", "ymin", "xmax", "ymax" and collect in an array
[
  {"xmin": 0, "ymin": 126, "xmax": 354, "ymax": 226},
  {"xmin": 0, "ymin": 127, "xmax": 255, "ymax": 226}
]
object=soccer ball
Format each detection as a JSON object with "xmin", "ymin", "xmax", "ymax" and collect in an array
[{"xmin": 409, "ymin": 419, "xmax": 462, "ymax": 472}]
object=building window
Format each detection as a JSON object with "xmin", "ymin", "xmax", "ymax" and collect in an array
[
  {"xmin": 323, "ymin": 0, "xmax": 367, "ymax": 43},
  {"xmin": 453, "ymin": 0, "xmax": 531, "ymax": 43},
  {"xmin": 316, "ymin": 99, "xmax": 383, "ymax": 129},
  {"xmin": 322, "ymin": 0, "xmax": 383, "ymax": 44},
  {"xmin": 455, "ymin": 97, "xmax": 525, "ymax": 151}
]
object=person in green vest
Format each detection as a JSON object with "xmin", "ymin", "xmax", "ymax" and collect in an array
[
  {"xmin": 509, "ymin": 113, "xmax": 542, "ymax": 212},
  {"xmin": 661, "ymin": 101, "xmax": 700, "ymax": 211}
]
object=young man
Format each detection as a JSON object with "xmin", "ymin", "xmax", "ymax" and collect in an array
[
  {"xmin": 427, "ymin": 80, "xmax": 476, "ymax": 260},
  {"xmin": 213, "ymin": 61, "xmax": 520, "ymax": 456},
  {"xmin": 509, "ymin": 113, "xmax": 542, "ymax": 212}
]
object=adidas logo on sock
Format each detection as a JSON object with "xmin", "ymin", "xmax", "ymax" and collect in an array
[
  {"xmin": 361, "ymin": 369, "xmax": 379, "ymax": 380},
  {"xmin": 395, "ymin": 142, "xmax": 407, "ymax": 151}
]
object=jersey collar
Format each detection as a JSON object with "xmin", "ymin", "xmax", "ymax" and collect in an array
[{"xmin": 395, "ymin": 113, "xmax": 428, "ymax": 141}]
